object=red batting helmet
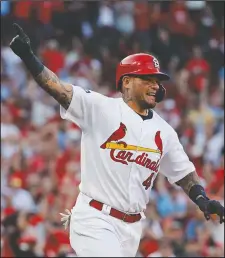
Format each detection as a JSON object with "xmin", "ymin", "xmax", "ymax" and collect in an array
[{"xmin": 116, "ymin": 53, "xmax": 170, "ymax": 102}]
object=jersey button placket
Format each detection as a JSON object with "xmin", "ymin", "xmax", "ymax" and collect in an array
[{"xmin": 127, "ymin": 122, "xmax": 144, "ymax": 212}]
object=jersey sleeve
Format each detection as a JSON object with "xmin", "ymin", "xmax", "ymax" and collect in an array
[
  {"xmin": 60, "ymin": 86, "xmax": 107, "ymax": 131},
  {"xmin": 159, "ymin": 130, "xmax": 195, "ymax": 184}
]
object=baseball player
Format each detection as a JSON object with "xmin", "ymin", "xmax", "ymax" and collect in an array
[{"xmin": 10, "ymin": 24, "xmax": 224, "ymax": 257}]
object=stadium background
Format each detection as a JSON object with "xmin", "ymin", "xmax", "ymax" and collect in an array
[{"xmin": 1, "ymin": 1, "xmax": 224, "ymax": 257}]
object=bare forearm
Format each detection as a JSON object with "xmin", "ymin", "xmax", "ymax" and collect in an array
[
  {"xmin": 175, "ymin": 171, "xmax": 200, "ymax": 195},
  {"xmin": 34, "ymin": 67, "xmax": 73, "ymax": 110}
]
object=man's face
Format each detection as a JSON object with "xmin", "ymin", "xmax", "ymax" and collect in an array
[{"xmin": 123, "ymin": 75, "xmax": 160, "ymax": 109}]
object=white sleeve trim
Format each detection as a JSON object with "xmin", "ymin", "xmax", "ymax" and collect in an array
[
  {"xmin": 60, "ymin": 103, "xmax": 69, "ymax": 120},
  {"xmin": 59, "ymin": 86, "xmax": 76, "ymax": 121},
  {"xmin": 59, "ymin": 86, "xmax": 108, "ymax": 130},
  {"xmin": 167, "ymin": 166, "xmax": 195, "ymax": 185}
]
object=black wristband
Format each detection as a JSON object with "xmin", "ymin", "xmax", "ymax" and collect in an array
[
  {"xmin": 21, "ymin": 51, "xmax": 44, "ymax": 77},
  {"xmin": 189, "ymin": 184, "xmax": 209, "ymax": 206}
]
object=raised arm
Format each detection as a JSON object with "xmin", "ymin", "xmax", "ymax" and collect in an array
[
  {"xmin": 9, "ymin": 23, "xmax": 73, "ymax": 110},
  {"xmin": 34, "ymin": 67, "xmax": 73, "ymax": 110},
  {"xmin": 175, "ymin": 171, "xmax": 224, "ymax": 224}
]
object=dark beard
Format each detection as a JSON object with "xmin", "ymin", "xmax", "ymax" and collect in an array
[{"xmin": 139, "ymin": 99, "xmax": 157, "ymax": 109}]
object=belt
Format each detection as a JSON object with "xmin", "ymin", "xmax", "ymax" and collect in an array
[{"xmin": 89, "ymin": 199, "xmax": 142, "ymax": 223}]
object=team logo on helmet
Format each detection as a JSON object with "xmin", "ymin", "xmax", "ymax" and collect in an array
[{"xmin": 153, "ymin": 58, "xmax": 160, "ymax": 68}]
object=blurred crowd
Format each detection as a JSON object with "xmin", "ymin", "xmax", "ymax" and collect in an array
[{"xmin": 1, "ymin": 1, "xmax": 224, "ymax": 257}]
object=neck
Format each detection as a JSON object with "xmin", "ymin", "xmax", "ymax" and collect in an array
[{"xmin": 123, "ymin": 98, "xmax": 148, "ymax": 116}]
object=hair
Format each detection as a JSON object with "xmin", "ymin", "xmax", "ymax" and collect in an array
[
  {"xmin": 118, "ymin": 75, "xmax": 127, "ymax": 93},
  {"xmin": 118, "ymin": 77, "xmax": 123, "ymax": 92}
]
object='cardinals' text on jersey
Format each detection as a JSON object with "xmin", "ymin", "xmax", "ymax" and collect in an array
[{"xmin": 60, "ymin": 86, "xmax": 195, "ymax": 213}]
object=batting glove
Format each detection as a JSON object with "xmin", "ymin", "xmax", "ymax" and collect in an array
[
  {"xmin": 60, "ymin": 209, "xmax": 72, "ymax": 230},
  {"xmin": 10, "ymin": 23, "xmax": 33, "ymax": 58},
  {"xmin": 198, "ymin": 199, "xmax": 225, "ymax": 224}
]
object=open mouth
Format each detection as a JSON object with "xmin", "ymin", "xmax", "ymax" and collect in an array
[{"xmin": 146, "ymin": 93, "xmax": 156, "ymax": 97}]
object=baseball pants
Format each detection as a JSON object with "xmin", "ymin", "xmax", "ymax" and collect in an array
[{"xmin": 69, "ymin": 192, "xmax": 143, "ymax": 257}]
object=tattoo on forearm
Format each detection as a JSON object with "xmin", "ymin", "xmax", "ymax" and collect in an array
[
  {"xmin": 34, "ymin": 67, "xmax": 73, "ymax": 109},
  {"xmin": 175, "ymin": 171, "xmax": 200, "ymax": 195}
]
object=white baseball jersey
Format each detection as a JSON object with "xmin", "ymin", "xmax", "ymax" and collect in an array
[{"xmin": 60, "ymin": 86, "xmax": 195, "ymax": 213}]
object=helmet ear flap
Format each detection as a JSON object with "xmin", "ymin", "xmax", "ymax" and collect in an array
[{"xmin": 155, "ymin": 84, "xmax": 166, "ymax": 103}]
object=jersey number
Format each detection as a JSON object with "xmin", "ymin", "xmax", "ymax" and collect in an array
[{"xmin": 142, "ymin": 173, "xmax": 155, "ymax": 190}]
